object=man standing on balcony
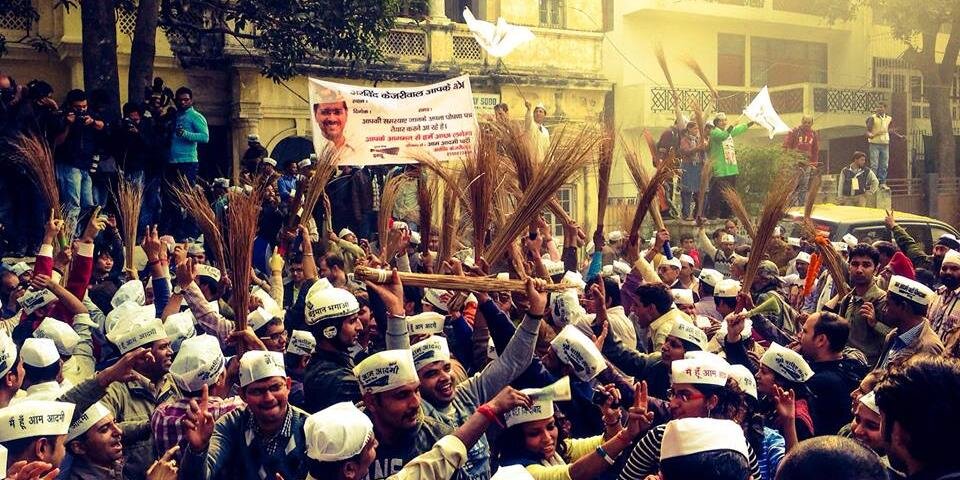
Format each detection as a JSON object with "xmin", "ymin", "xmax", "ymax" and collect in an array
[
  {"xmin": 783, "ymin": 115, "xmax": 820, "ymax": 206},
  {"xmin": 706, "ymin": 113, "xmax": 752, "ymax": 219},
  {"xmin": 866, "ymin": 102, "xmax": 893, "ymax": 188},
  {"xmin": 524, "ymin": 101, "xmax": 549, "ymax": 161}
]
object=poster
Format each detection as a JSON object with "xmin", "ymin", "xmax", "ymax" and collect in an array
[{"xmin": 308, "ymin": 75, "xmax": 478, "ymax": 165}]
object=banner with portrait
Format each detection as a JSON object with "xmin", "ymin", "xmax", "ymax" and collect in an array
[{"xmin": 307, "ymin": 75, "xmax": 479, "ymax": 166}]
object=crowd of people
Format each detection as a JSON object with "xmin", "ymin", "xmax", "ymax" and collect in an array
[{"xmin": 0, "ymin": 68, "xmax": 955, "ymax": 480}]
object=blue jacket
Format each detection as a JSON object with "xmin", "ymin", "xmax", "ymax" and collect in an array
[{"xmin": 169, "ymin": 107, "xmax": 209, "ymax": 164}]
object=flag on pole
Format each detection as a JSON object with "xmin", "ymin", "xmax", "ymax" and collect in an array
[
  {"xmin": 743, "ymin": 86, "xmax": 791, "ymax": 139},
  {"xmin": 462, "ymin": 7, "xmax": 535, "ymax": 58}
]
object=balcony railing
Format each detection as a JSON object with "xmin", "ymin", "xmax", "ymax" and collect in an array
[{"xmin": 650, "ymin": 84, "xmax": 889, "ymax": 116}]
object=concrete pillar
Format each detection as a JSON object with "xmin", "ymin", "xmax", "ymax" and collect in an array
[{"xmin": 429, "ymin": 0, "xmax": 448, "ymax": 21}]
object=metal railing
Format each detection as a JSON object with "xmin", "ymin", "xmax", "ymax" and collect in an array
[{"xmin": 651, "ymin": 84, "xmax": 889, "ymax": 115}]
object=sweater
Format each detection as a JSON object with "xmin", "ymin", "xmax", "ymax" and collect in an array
[
  {"xmin": 709, "ymin": 124, "xmax": 750, "ymax": 178},
  {"xmin": 169, "ymin": 106, "xmax": 209, "ymax": 164}
]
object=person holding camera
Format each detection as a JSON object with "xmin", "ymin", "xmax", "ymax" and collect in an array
[{"xmin": 52, "ymin": 89, "xmax": 105, "ymax": 230}]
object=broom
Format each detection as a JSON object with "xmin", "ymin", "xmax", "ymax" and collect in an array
[
  {"xmin": 804, "ymin": 173, "xmax": 822, "ymax": 220},
  {"xmin": 355, "ymin": 266, "xmax": 574, "ymax": 294},
  {"xmin": 655, "ymin": 42, "xmax": 682, "ymax": 121},
  {"xmin": 169, "ymin": 176, "xmax": 227, "ymax": 272},
  {"xmin": 113, "ymin": 176, "xmax": 144, "ymax": 273},
  {"xmin": 596, "ymin": 131, "xmax": 615, "ymax": 228},
  {"xmin": 719, "ymin": 186, "xmax": 756, "ymax": 239},
  {"xmin": 295, "ymin": 148, "xmax": 338, "ymax": 231},
  {"xmin": 417, "ymin": 172, "xmax": 434, "ymax": 254},
  {"xmin": 485, "ymin": 125, "xmax": 601, "ymax": 266},
  {"xmin": 6, "ymin": 133, "xmax": 66, "ymax": 246},
  {"xmin": 682, "ymin": 56, "xmax": 720, "ymax": 108},
  {"xmin": 378, "ymin": 175, "xmax": 405, "ymax": 259},
  {"xmin": 739, "ymin": 163, "xmax": 801, "ymax": 302},
  {"xmin": 438, "ymin": 186, "xmax": 460, "ymax": 268},
  {"xmin": 628, "ymin": 152, "xmax": 677, "ymax": 243},
  {"xmin": 461, "ymin": 129, "xmax": 500, "ymax": 260},
  {"xmin": 224, "ymin": 174, "xmax": 271, "ymax": 332}
]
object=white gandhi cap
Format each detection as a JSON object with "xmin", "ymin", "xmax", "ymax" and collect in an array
[
  {"xmin": 660, "ymin": 418, "xmax": 749, "ymax": 461},
  {"xmin": 411, "ymin": 336, "xmax": 451, "ymax": 371},
  {"xmin": 21, "ymin": 337, "xmax": 59, "ymax": 368},
  {"xmin": 354, "ymin": 349, "xmax": 418, "ymax": 394},
  {"xmin": 239, "ymin": 351, "xmax": 286, "ymax": 387},
  {"xmin": 0, "ymin": 400, "xmax": 76, "ymax": 442},
  {"xmin": 170, "ymin": 335, "xmax": 226, "ymax": 392},
  {"xmin": 304, "ymin": 402, "xmax": 374, "ymax": 462},
  {"xmin": 550, "ymin": 325, "xmax": 606, "ymax": 382},
  {"xmin": 761, "ymin": 342, "xmax": 814, "ymax": 383},
  {"xmin": 887, "ymin": 275, "xmax": 935, "ymax": 306},
  {"xmin": 66, "ymin": 402, "xmax": 112, "ymax": 442},
  {"xmin": 286, "ymin": 330, "xmax": 317, "ymax": 357},
  {"xmin": 33, "ymin": 318, "xmax": 80, "ymax": 357}
]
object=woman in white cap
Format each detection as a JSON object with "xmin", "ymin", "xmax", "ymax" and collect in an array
[
  {"xmin": 727, "ymin": 364, "xmax": 786, "ymax": 480},
  {"xmin": 850, "ymin": 390, "xmax": 906, "ymax": 479},
  {"xmin": 618, "ymin": 356, "xmax": 761, "ymax": 480},
  {"xmin": 495, "ymin": 381, "xmax": 653, "ymax": 480},
  {"xmin": 755, "ymin": 343, "xmax": 816, "ymax": 448}
]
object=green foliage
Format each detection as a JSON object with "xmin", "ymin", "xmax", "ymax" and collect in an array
[
  {"xmin": 0, "ymin": 0, "xmax": 53, "ymax": 57},
  {"xmin": 735, "ymin": 145, "xmax": 807, "ymax": 212},
  {"xmin": 805, "ymin": 0, "xmax": 955, "ymax": 47},
  {"xmin": 159, "ymin": 0, "xmax": 405, "ymax": 80}
]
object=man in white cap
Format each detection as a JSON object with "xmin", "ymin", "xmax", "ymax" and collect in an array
[
  {"xmin": 312, "ymin": 85, "xmax": 359, "ymax": 162},
  {"xmin": 748, "ymin": 260, "xmax": 801, "ymax": 345},
  {"xmin": 150, "ymin": 335, "xmax": 243, "ymax": 456},
  {"xmin": 886, "ymin": 210, "xmax": 960, "ymax": 274},
  {"xmin": 602, "ymin": 231, "xmax": 625, "ymax": 266},
  {"xmin": 102, "ymin": 316, "xmax": 177, "ymax": 480},
  {"xmin": 302, "ymin": 280, "xmax": 365, "ymax": 413},
  {"xmin": 303, "ymin": 385, "xmax": 530, "ymax": 480},
  {"xmin": 17, "ymin": 338, "xmax": 67, "ymax": 401},
  {"xmin": 539, "ymin": 324, "xmax": 611, "ymax": 437},
  {"xmin": 524, "ymin": 101, "xmax": 550, "ymax": 161},
  {"xmin": 181, "ymin": 350, "xmax": 311, "ymax": 480},
  {"xmin": 391, "ymin": 278, "xmax": 543, "ymax": 479},
  {"xmin": 875, "ymin": 275, "xmax": 943, "ymax": 368},
  {"xmin": 695, "ymin": 269, "xmax": 724, "ymax": 322},
  {"xmin": 0, "ymin": 400, "xmax": 76, "ymax": 476},
  {"xmin": 677, "ymin": 254, "xmax": 699, "ymax": 293},
  {"xmin": 657, "ymin": 417, "xmax": 751, "ymax": 480},
  {"xmin": 285, "ymin": 330, "xmax": 316, "ymax": 410},
  {"xmin": 671, "ymin": 289, "xmax": 696, "ymax": 319},
  {"xmin": 65, "ymin": 402, "xmax": 124, "ymax": 479},
  {"xmin": 930, "ymin": 249, "xmax": 960, "ymax": 342},
  {"xmin": 354, "ymin": 349, "xmax": 454, "ymax": 480},
  {"xmin": 0, "ymin": 332, "xmax": 24, "ymax": 408},
  {"xmin": 657, "ymin": 257, "xmax": 682, "ymax": 289},
  {"xmin": 696, "ymin": 226, "xmax": 743, "ymax": 277}
]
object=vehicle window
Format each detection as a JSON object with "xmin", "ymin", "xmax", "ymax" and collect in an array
[
  {"xmin": 931, "ymin": 225, "xmax": 954, "ymax": 243},
  {"xmin": 789, "ymin": 221, "xmax": 835, "ymax": 239},
  {"xmin": 851, "ymin": 226, "xmax": 891, "ymax": 244},
  {"xmin": 902, "ymin": 223, "xmax": 933, "ymax": 254}
]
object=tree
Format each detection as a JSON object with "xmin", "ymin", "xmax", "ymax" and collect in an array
[
  {"xmin": 1, "ymin": 0, "xmax": 405, "ymax": 116},
  {"xmin": 810, "ymin": 0, "xmax": 958, "ymax": 178}
]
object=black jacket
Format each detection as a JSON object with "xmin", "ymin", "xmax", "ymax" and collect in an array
[{"xmin": 808, "ymin": 357, "xmax": 868, "ymax": 435}]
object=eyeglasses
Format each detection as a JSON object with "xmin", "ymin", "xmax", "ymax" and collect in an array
[
  {"xmin": 666, "ymin": 388, "xmax": 704, "ymax": 402},
  {"xmin": 259, "ymin": 330, "xmax": 288, "ymax": 343}
]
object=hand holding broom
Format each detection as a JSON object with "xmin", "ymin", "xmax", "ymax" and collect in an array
[{"xmin": 364, "ymin": 268, "xmax": 406, "ymax": 317}]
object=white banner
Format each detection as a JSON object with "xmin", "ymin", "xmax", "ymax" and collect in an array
[
  {"xmin": 308, "ymin": 75, "xmax": 478, "ymax": 166},
  {"xmin": 742, "ymin": 86, "xmax": 791, "ymax": 139}
]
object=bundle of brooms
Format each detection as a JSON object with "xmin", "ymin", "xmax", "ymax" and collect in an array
[
  {"xmin": 719, "ymin": 186, "xmax": 756, "ymax": 239},
  {"xmin": 378, "ymin": 175, "xmax": 405, "ymax": 259},
  {"xmin": 484, "ymin": 125, "xmax": 601, "ymax": 266},
  {"xmin": 596, "ymin": 130, "xmax": 615, "ymax": 228},
  {"xmin": 113, "ymin": 176, "xmax": 144, "ymax": 273},
  {"xmin": 355, "ymin": 266, "xmax": 574, "ymax": 294},
  {"xmin": 5, "ymin": 133, "xmax": 67, "ymax": 246},
  {"xmin": 739, "ymin": 163, "xmax": 801, "ymax": 300},
  {"xmin": 224, "ymin": 173, "xmax": 273, "ymax": 331},
  {"xmin": 293, "ymin": 148, "xmax": 339, "ymax": 231},
  {"xmin": 169, "ymin": 175, "xmax": 227, "ymax": 272}
]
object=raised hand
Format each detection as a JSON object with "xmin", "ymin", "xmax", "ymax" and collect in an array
[
  {"xmin": 268, "ymin": 247, "xmax": 284, "ymax": 274},
  {"xmin": 176, "ymin": 258, "xmax": 197, "ymax": 289},
  {"xmin": 860, "ymin": 301, "xmax": 876, "ymax": 327},
  {"xmin": 625, "ymin": 381, "xmax": 655, "ymax": 439},
  {"xmin": 183, "ymin": 384, "xmax": 215, "ymax": 451},
  {"xmin": 485, "ymin": 386, "xmax": 532, "ymax": 415},
  {"xmin": 43, "ymin": 211, "xmax": 64, "ymax": 244},
  {"xmin": 142, "ymin": 225, "xmax": 163, "ymax": 262},
  {"xmin": 884, "ymin": 210, "xmax": 896, "ymax": 230},
  {"xmin": 725, "ymin": 313, "xmax": 746, "ymax": 343},
  {"xmin": 525, "ymin": 277, "xmax": 547, "ymax": 317},
  {"xmin": 29, "ymin": 273, "xmax": 52, "ymax": 291},
  {"xmin": 364, "ymin": 268, "xmax": 405, "ymax": 316},
  {"xmin": 80, "ymin": 206, "xmax": 106, "ymax": 243},
  {"xmin": 97, "ymin": 347, "xmax": 153, "ymax": 387},
  {"xmin": 6, "ymin": 460, "xmax": 59, "ymax": 480},
  {"xmin": 146, "ymin": 445, "xmax": 180, "ymax": 480},
  {"xmin": 227, "ymin": 327, "xmax": 267, "ymax": 353},
  {"xmin": 772, "ymin": 384, "xmax": 797, "ymax": 427}
]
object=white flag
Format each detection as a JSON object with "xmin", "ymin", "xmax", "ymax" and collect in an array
[
  {"xmin": 463, "ymin": 7, "xmax": 535, "ymax": 58},
  {"xmin": 742, "ymin": 86, "xmax": 791, "ymax": 139}
]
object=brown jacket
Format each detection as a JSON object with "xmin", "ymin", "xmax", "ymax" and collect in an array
[{"xmin": 875, "ymin": 319, "xmax": 944, "ymax": 368}]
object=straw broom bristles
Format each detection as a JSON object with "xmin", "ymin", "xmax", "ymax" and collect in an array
[
  {"xmin": 719, "ymin": 186, "xmax": 756, "ymax": 239},
  {"xmin": 597, "ymin": 132, "xmax": 614, "ymax": 228},
  {"xmin": 6, "ymin": 133, "xmax": 60, "ymax": 217},
  {"xmin": 739, "ymin": 163, "xmax": 801, "ymax": 298},
  {"xmin": 225, "ymin": 179, "xmax": 268, "ymax": 332},
  {"xmin": 804, "ymin": 173, "xmax": 822, "ymax": 220},
  {"xmin": 113, "ymin": 177, "xmax": 144, "ymax": 273},
  {"xmin": 682, "ymin": 56, "xmax": 720, "ymax": 107},
  {"xmin": 485, "ymin": 125, "xmax": 601, "ymax": 265},
  {"xmin": 355, "ymin": 266, "xmax": 574, "ymax": 294},
  {"xmin": 629, "ymin": 151, "xmax": 677, "ymax": 239},
  {"xmin": 169, "ymin": 176, "xmax": 227, "ymax": 271},
  {"xmin": 417, "ymin": 173, "xmax": 435, "ymax": 254},
  {"xmin": 438, "ymin": 186, "xmax": 460, "ymax": 266},
  {"xmin": 461, "ymin": 129, "xmax": 500, "ymax": 260},
  {"xmin": 655, "ymin": 42, "xmax": 681, "ymax": 119},
  {"xmin": 296, "ymin": 149, "xmax": 338, "ymax": 231},
  {"xmin": 819, "ymin": 241, "xmax": 851, "ymax": 298},
  {"xmin": 378, "ymin": 175, "xmax": 404, "ymax": 257}
]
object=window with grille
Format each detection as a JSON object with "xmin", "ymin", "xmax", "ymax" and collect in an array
[
  {"xmin": 717, "ymin": 34, "xmax": 745, "ymax": 86},
  {"xmin": 874, "ymin": 73, "xmax": 890, "ymax": 89},
  {"xmin": 544, "ymin": 186, "xmax": 575, "ymax": 238},
  {"xmin": 117, "ymin": 9, "xmax": 137, "ymax": 35},
  {"xmin": 539, "ymin": 0, "xmax": 565, "ymax": 28},
  {"xmin": 910, "ymin": 76, "xmax": 923, "ymax": 102},
  {"xmin": 0, "ymin": 10, "xmax": 30, "ymax": 31},
  {"xmin": 381, "ymin": 30, "xmax": 427, "ymax": 58},
  {"xmin": 750, "ymin": 37, "xmax": 827, "ymax": 87},
  {"xmin": 452, "ymin": 35, "xmax": 483, "ymax": 62}
]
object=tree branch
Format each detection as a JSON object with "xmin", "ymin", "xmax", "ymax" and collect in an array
[{"xmin": 940, "ymin": 12, "xmax": 960, "ymax": 79}]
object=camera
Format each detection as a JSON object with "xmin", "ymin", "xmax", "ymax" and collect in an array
[
  {"xmin": 122, "ymin": 117, "xmax": 137, "ymax": 130},
  {"xmin": 592, "ymin": 387, "xmax": 620, "ymax": 408}
]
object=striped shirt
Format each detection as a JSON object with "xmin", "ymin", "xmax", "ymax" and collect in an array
[
  {"xmin": 150, "ymin": 396, "xmax": 246, "ymax": 456},
  {"xmin": 758, "ymin": 427, "xmax": 786, "ymax": 480},
  {"xmin": 618, "ymin": 423, "xmax": 761, "ymax": 480}
]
